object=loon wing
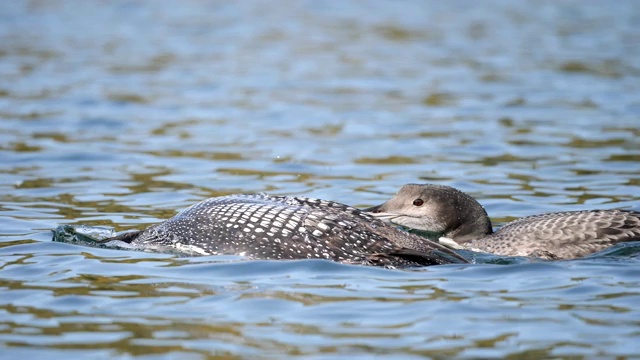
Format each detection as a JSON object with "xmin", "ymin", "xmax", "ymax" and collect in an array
[
  {"xmin": 94, "ymin": 194, "xmax": 469, "ymax": 266},
  {"xmin": 299, "ymin": 205, "xmax": 469, "ymax": 265},
  {"xmin": 489, "ymin": 209, "xmax": 640, "ymax": 259}
]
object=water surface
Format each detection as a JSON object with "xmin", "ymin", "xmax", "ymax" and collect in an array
[{"xmin": 1, "ymin": 1, "xmax": 640, "ymax": 358}]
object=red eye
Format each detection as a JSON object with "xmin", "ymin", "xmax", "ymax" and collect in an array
[{"xmin": 413, "ymin": 198, "xmax": 424, "ymax": 206}]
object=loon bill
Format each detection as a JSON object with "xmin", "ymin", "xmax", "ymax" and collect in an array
[
  {"xmin": 364, "ymin": 184, "xmax": 640, "ymax": 260},
  {"xmin": 99, "ymin": 193, "xmax": 469, "ymax": 267}
]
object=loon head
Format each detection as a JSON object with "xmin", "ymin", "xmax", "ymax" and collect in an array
[{"xmin": 364, "ymin": 184, "xmax": 493, "ymax": 243}]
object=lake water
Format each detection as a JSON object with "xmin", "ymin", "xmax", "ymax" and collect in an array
[{"xmin": 1, "ymin": 1, "xmax": 640, "ymax": 358}]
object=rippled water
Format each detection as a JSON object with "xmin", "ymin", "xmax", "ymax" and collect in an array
[{"xmin": 1, "ymin": 1, "xmax": 640, "ymax": 358}]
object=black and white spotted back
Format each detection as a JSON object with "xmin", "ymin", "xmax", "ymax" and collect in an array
[{"xmin": 113, "ymin": 194, "xmax": 467, "ymax": 267}]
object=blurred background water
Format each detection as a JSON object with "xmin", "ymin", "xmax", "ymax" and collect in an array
[{"xmin": 1, "ymin": 0, "xmax": 640, "ymax": 358}]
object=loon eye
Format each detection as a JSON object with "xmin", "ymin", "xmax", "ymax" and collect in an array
[{"xmin": 412, "ymin": 198, "xmax": 424, "ymax": 206}]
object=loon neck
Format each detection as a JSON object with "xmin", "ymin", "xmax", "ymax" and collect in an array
[{"xmin": 446, "ymin": 212, "xmax": 494, "ymax": 244}]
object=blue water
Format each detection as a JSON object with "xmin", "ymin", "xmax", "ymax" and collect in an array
[{"xmin": 1, "ymin": 1, "xmax": 640, "ymax": 358}]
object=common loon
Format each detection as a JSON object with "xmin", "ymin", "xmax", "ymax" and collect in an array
[
  {"xmin": 364, "ymin": 184, "xmax": 640, "ymax": 260},
  {"xmin": 101, "ymin": 193, "xmax": 468, "ymax": 267}
]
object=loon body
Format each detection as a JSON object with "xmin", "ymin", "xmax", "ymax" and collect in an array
[
  {"xmin": 365, "ymin": 184, "xmax": 640, "ymax": 260},
  {"xmin": 104, "ymin": 193, "xmax": 468, "ymax": 267}
]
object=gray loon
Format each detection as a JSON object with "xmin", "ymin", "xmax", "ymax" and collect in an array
[
  {"xmin": 364, "ymin": 184, "xmax": 640, "ymax": 260},
  {"xmin": 102, "ymin": 193, "xmax": 468, "ymax": 267}
]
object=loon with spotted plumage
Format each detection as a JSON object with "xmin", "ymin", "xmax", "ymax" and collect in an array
[
  {"xmin": 101, "ymin": 193, "xmax": 468, "ymax": 267},
  {"xmin": 364, "ymin": 184, "xmax": 640, "ymax": 260}
]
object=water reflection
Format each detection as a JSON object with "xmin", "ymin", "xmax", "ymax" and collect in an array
[{"xmin": 1, "ymin": 0, "xmax": 639, "ymax": 358}]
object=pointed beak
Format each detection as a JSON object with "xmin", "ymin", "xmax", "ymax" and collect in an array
[{"xmin": 362, "ymin": 203, "xmax": 400, "ymax": 223}]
